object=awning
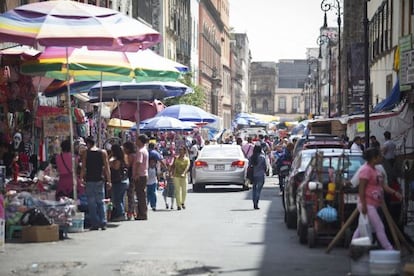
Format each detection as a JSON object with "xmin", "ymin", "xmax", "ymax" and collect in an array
[
  {"xmin": 372, "ymin": 80, "xmax": 401, "ymax": 113},
  {"xmin": 73, "ymin": 93, "xmax": 90, "ymax": 102}
]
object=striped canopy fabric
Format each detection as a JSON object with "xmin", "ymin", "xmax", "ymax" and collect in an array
[
  {"xmin": 21, "ymin": 47, "xmax": 186, "ymax": 82},
  {"xmin": 0, "ymin": 0, "xmax": 161, "ymax": 50}
]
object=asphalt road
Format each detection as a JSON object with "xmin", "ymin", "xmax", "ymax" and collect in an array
[{"xmin": 0, "ymin": 177, "xmax": 353, "ymax": 276}]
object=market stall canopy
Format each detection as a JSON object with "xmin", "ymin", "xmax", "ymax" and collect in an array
[
  {"xmin": 21, "ymin": 47, "xmax": 184, "ymax": 82},
  {"xmin": 43, "ymin": 80, "xmax": 99, "ymax": 97},
  {"xmin": 88, "ymin": 80, "xmax": 193, "ymax": 102},
  {"xmin": 0, "ymin": 0, "xmax": 161, "ymax": 50},
  {"xmin": 0, "ymin": 45, "xmax": 40, "ymax": 57},
  {"xmin": 249, "ymin": 112, "xmax": 280, "ymax": 123},
  {"xmin": 110, "ymin": 100, "xmax": 165, "ymax": 122},
  {"xmin": 372, "ymin": 79, "xmax": 401, "ymax": 113},
  {"xmin": 155, "ymin": 104, "xmax": 216, "ymax": 123},
  {"xmin": 136, "ymin": 116, "xmax": 196, "ymax": 132},
  {"xmin": 107, "ymin": 118, "xmax": 135, "ymax": 129}
]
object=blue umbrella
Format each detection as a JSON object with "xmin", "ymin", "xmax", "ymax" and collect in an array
[
  {"xmin": 131, "ymin": 116, "xmax": 195, "ymax": 131},
  {"xmin": 88, "ymin": 80, "xmax": 193, "ymax": 102},
  {"xmin": 155, "ymin": 104, "xmax": 216, "ymax": 123}
]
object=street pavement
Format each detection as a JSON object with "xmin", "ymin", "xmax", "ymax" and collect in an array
[{"xmin": 1, "ymin": 176, "xmax": 413, "ymax": 276}]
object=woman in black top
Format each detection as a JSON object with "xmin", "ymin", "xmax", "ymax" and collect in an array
[{"xmin": 109, "ymin": 144, "xmax": 128, "ymax": 221}]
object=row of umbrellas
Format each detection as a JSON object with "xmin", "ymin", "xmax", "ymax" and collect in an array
[
  {"xmin": 0, "ymin": 0, "xmax": 206, "ymax": 201},
  {"xmin": 119, "ymin": 104, "xmax": 217, "ymax": 131}
]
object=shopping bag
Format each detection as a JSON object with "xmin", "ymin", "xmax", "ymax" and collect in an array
[{"xmin": 358, "ymin": 213, "xmax": 373, "ymax": 242}]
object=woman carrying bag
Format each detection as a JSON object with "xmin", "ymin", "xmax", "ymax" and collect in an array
[
  {"xmin": 351, "ymin": 147, "xmax": 402, "ymax": 250},
  {"xmin": 249, "ymin": 143, "xmax": 267, "ymax": 210}
]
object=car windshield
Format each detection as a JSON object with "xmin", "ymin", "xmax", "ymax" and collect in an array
[
  {"xmin": 320, "ymin": 156, "xmax": 364, "ymax": 181},
  {"xmin": 200, "ymin": 146, "xmax": 241, "ymax": 158}
]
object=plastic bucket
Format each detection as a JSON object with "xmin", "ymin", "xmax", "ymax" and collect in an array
[
  {"xmin": 369, "ymin": 250, "xmax": 400, "ymax": 275},
  {"xmin": 68, "ymin": 212, "xmax": 84, "ymax": 233}
]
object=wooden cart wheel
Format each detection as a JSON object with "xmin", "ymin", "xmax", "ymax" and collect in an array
[{"xmin": 307, "ymin": 227, "xmax": 316, "ymax": 248}]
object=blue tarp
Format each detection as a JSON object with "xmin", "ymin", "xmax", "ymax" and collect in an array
[{"xmin": 372, "ymin": 80, "xmax": 401, "ymax": 113}]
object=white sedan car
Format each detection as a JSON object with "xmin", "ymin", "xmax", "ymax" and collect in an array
[{"xmin": 192, "ymin": 144, "xmax": 249, "ymax": 192}]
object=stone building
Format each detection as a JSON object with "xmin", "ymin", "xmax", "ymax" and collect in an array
[
  {"xmin": 249, "ymin": 62, "xmax": 276, "ymax": 115},
  {"xmin": 275, "ymin": 59, "xmax": 309, "ymax": 119},
  {"xmin": 230, "ymin": 33, "xmax": 250, "ymax": 116},
  {"xmin": 198, "ymin": 0, "xmax": 225, "ymax": 116}
]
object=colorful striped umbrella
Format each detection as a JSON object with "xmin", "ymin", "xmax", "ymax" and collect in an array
[
  {"xmin": 0, "ymin": 0, "xmax": 160, "ymax": 50},
  {"xmin": 21, "ymin": 47, "xmax": 186, "ymax": 82},
  {"xmin": 43, "ymin": 80, "xmax": 99, "ymax": 97}
]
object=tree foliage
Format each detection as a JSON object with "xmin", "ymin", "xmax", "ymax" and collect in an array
[{"xmin": 163, "ymin": 74, "xmax": 205, "ymax": 107}]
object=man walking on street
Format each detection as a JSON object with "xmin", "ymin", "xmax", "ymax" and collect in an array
[
  {"xmin": 382, "ymin": 131, "xmax": 396, "ymax": 168},
  {"xmin": 80, "ymin": 136, "xmax": 111, "ymax": 230},
  {"xmin": 134, "ymin": 134, "xmax": 149, "ymax": 220}
]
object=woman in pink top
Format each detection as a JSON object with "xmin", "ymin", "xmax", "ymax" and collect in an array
[
  {"xmin": 55, "ymin": 139, "xmax": 84, "ymax": 200},
  {"xmin": 352, "ymin": 147, "xmax": 402, "ymax": 250}
]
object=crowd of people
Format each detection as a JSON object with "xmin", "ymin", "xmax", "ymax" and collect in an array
[{"xmin": 1, "ymin": 124, "xmax": 403, "ymax": 246}]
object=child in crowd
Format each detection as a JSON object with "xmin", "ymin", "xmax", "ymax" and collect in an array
[
  {"xmin": 162, "ymin": 171, "xmax": 175, "ymax": 209},
  {"xmin": 147, "ymin": 159, "xmax": 158, "ymax": 211}
]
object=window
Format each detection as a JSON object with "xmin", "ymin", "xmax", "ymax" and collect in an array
[
  {"xmin": 370, "ymin": 0, "xmax": 392, "ymax": 60},
  {"xmin": 292, "ymin": 96, "xmax": 299, "ymax": 113},
  {"xmin": 278, "ymin": 96, "xmax": 286, "ymax": 112},
  {"xmin": 263, "ymin": 100, "xmax": 269, "ymax": 113},
  {"xmin": 251, "ymin": 99, "xmax": 257, "ymax": 111}
]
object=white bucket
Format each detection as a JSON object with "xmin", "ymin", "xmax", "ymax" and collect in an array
[
  {"xmin": 68, "ymin": 212, "xmax": 84, "ymax": 233},
  {"xmin": 369, "ymin": 250, "xmax": 400, "ymax": 275}
]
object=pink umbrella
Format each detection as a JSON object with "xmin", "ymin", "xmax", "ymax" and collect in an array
[{"xmin": 111, "ymin": 100, "xmax": 165, "ymax": 122}]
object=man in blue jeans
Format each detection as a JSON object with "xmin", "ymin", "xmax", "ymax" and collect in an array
[{"xmin": 80, "ymin": 136, "xmax": 111, "ymax": 230}]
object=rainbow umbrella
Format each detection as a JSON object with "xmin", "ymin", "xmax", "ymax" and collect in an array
[
  {"xmin": 43, "ymin": 80, "xmax": 99, "ymax": 97},
  {"xmin": 21, "ymin": 47, "xmax": 185, "ymax": 82},
  {"xmin": 0, "ymin": 0, "xmax": 160, "ymax": 50}
]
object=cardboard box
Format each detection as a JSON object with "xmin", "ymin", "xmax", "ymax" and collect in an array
[{"xmin": 22, "ymin": 224, "xmax": 59, "ymax": 242}]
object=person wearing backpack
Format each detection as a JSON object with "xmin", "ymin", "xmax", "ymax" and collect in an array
[
  {"xmin": 80, "ymin": 136, "xmax": 111, "ymax": 230},
  {"xmin": 109, "ymin": 144, "xmax": 128, "ymax": 222}
]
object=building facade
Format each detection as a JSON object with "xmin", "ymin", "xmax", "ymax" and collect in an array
[
  {"xmin": 198, "ymin": 0, "xmax": 223, "ymax": 116},
  {"xmin": 230, "ymin": 33, "xmax": 250, "ymax": 116},
  {"xmin": 249, "ymin": 62, "xmax": 276, "ymax": 115},
  {"xmin": 275, "ymin": 59, "xmax": 310, "ymax": 119}
]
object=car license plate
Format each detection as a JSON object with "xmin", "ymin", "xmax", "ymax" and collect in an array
[
  {"xmin": 215, "ymin": 164, "xmax": 225, "ymax": 170},
  {"xmin": 345, "ymin": 194, "xmax": 358, "ymax": 204}
]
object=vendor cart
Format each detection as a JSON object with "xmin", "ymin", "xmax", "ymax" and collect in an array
[{"xmin": 296, "ymin": 150, "xmax": 364, "ymax": 248}]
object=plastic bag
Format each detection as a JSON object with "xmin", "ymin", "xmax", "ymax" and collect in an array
[
  {"xmin": 317, "ymin": 205, "xmax": 338, "ymax": 222},
  {"xmin": 358, "ymin": 214, "xmax": 372, "ymax": 242}
]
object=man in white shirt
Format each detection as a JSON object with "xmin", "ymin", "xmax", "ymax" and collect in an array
[{"xmin": 350, "ymin": 136, "xmax": 363, "ymax": 152}]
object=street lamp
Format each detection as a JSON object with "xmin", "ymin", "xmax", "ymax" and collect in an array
[
  {"xmin": 317, "ymin": 34, "xmax": 333, "ymax": 118},
  {"xmin": 364, "ymin": 0, "xmax": 371, "ymax": 149},
  {"xmin": 307, "ymin": 57, "xmax": 320, "ymax": 115},
  {"xmin": 321, "ymin": 0, "xmax": 342, "ymax": 116}
]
